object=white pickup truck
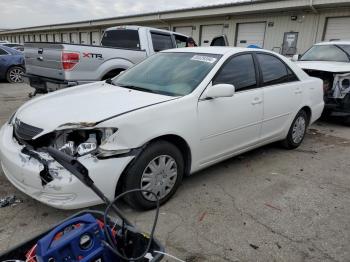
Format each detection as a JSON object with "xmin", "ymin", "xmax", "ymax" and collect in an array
[{"xmin": 23, "ymin": 26, "xmax": 189, "ymax": 95}]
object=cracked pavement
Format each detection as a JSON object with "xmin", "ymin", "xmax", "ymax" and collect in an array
[{"xmin": 0, "ymin": 83, "xmax": 349, "ymax": 261}]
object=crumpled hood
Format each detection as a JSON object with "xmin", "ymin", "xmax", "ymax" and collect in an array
[
  {"xmin": 296, "ymin": 61, "xmax": 350, "ymax": 73},
  {"xmin": 16, "ymin": 82, "xmax": 173, "ymax": 133}
]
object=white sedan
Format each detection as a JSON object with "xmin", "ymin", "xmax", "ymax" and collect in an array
[{"xmin": 0, "ymin": 47, "xmax": 324, "ymax": 210}]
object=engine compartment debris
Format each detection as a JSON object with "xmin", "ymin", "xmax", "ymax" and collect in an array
[{"xmin": 0, "ymin": 195, "xmax": 23, "ymax": 208}]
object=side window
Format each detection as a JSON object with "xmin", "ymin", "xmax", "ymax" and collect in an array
[
  {"xmin": 257, "ymin": 54, "xmax": 295, "ymax": 86},
  {"xmin": 0, "ymin": 48, "xmax": 8, "ymax": 55},
  {"xmin": 174, "ymin": 34, "xmax": 187, "ymax": 48},
  {"xmin": 213, "ymin": 54, "xmax": 257, "ymax": 92},
  {"xmin": 151, "ymin": 33, "xmax": 174, "ymax": 52}
]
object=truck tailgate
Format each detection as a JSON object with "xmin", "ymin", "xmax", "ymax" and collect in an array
[{"xmin": 24, "ymin": 43, "xmax": 65, "ymax": 80}]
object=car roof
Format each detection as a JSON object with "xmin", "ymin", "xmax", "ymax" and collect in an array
[
  {"xmin": 162, "ymin": 46, "xmax": 275, "ymax": 56},
  {"xmin": 316, "ymin": 41, "xmax": 350, "ymax": 46}
]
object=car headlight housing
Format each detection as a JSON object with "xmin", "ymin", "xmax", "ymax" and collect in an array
[{"xmin": 53, "ymin": 128, "xmax": 117, "ymax": 156}]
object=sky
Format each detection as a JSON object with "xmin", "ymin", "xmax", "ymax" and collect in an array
[{"xmin": 0, "ymin": 0, "xmax": 239, "ymax": 29}]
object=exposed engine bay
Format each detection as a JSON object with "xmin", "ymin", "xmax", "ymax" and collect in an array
[{"xmin": 303, "ymin": 69, "xmax": 350, "ymax": 115}]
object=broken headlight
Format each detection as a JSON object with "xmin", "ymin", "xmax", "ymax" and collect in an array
[{"xmin": 54, "ymin": 128, "xmax": 117, "ymax": 157}]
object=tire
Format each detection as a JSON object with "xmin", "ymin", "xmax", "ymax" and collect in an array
[
  {"xmin": 282, "ymin": 110, "xmax": 308, "ymax": 149},
  {"xmin": 6, "ymin": 66, "xmax": 24, "ymax": 83},
  {"xmin": 343, "ymin": 116, "xmax": 350, "ymax": 126},
  {"xmin": 123, "ymin": 140, "xmax": 184, "ymax": 210}
]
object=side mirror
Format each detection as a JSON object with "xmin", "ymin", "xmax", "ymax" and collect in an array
[
  {"xmin": 291, "ymin": 54, "xmax": 300, "ymax": 62},
  {"xmin": 204, "ymin": 84, "xmax": 235, "ymax": 99}
]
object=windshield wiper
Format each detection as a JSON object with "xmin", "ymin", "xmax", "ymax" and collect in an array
[
  {"xmin": 105, "ymin": 78, "xmax": 117, "ymax": 86},
  {"xmin": 117, "ymin": 84, "xmax": 171, "ymax": 96}
]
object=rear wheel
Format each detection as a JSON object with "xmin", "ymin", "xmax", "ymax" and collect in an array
[
  {"xmin": 6, "ymin": 66, "xmax": 24, "ymax": 83},
  {"xmin": 282, "ymin": 110, "xmax": 308, "ymax": 149},
  {"xmin": 123, "ymin": 141, "xmax": 184, "ymax": 210}
]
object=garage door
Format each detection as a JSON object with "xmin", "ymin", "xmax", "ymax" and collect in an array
[
  {"xmin": 40, "ymin": 34, "xmax": 47, "ymax": 42},
  {"xmin": 200, "ymin": 25, "xmax": 224, "ymax": 46},
  {"xmin": 47, "ymin": 34, "xmax": 54, "ymax": 42},
  {"xmin": 91, "ymin": 31, "xmax": 101, "ymax": 45},
  {"xmin": 70, "ymin": 33, "xmax": 79, "ymax": 44},
  {"xmin": 174, "ymin": 26, "xmax": 193, "ymax": 37},
  {"xmin": 54, "ymin": 33, "xmax": 61, "ymax": 42},
  {"xmin": 324, "ymin": 17, "xmax": 350, "ymax": 41},
  {"xmin": 236, "ymin": 22, "xmax": 266, "ymax": 48},
  {"xmin": 61, "ymin": 33, "xmax": 69, "ymax": 43},
  {"xmin": 80, "ymin": 32, "xmax": 90, "ymax": 44}
]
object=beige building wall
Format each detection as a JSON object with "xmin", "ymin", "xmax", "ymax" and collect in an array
[{"xmin": 1, "ymin": 6, "xmax": 350, "ymax": 55}]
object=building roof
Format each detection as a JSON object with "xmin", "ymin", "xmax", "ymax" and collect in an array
[{"xmin": 1, "ymin": 0, "xmax": 350, "ymax": 34}]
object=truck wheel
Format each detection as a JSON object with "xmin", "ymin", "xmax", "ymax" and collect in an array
[
  {"xmin": 123, "ymin": 140, "xmax": 184, "ymax": 210},
  {"xmin": 6, "ymin": 66, "xmax": 24, "ymax": 83},
  {"xmin": 282, "ymin": 110, "xmax": 308, "ymax": 149}
]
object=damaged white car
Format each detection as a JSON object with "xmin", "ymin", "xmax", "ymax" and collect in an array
[
  {"xmin": 294, "ymin": 41, "xmax": 350, "ymax": 124},
  {"xmin": 0, "ymin": 47, "xmax": 324, "ymax": 210}
]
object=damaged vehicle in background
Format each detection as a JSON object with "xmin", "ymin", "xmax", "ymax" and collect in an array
[
  {"xmin": 0, "ymin": 47, "xmax": 324, "ymax": 210},
  {"xmin": 293, "ymin": 41, "xmax": 350, "ymax": 124}
]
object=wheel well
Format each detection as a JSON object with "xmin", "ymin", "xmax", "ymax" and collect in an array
[
  {"xmin": 101, "ymin": 69, "xmax": 125, "ymax": 80},
  {"xmin": 300, "ymin": 106, "xmax": 312, "ymax": 125},
  {"xmin": 7, "ymin": 65, "xmax": 24, "ymax": 73},
  {"xmin": 115, "ymin": 135, "xmax": 192, "ymax": 196}
]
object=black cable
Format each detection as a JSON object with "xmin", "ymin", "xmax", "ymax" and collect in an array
[{"xmin": 103, "ymin": 189, "xmax": 160, "ymax": 261}]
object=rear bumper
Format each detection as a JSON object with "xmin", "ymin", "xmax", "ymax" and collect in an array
[
  {"xmin": 23, "ymin": 74, "xmax": 79, "ymax": 93},
  {"xmin": 0, "ymin": 123, "xmax": 134, "ymax": 209}
]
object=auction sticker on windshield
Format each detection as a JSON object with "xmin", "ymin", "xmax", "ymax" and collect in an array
[{"xmin": 191, "ymin": 55, "xmax": 217, "ymax": 63}]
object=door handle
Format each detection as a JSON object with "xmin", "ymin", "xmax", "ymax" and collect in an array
[
  {"xmin": 251, "ymin": 97, "xmax": 263, "ymax": 105},
  {"xmin": 294, "ymin": 88, "xmax": 302, "ymax": 94}
]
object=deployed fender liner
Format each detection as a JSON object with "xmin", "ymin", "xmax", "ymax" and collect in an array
[
  {"xmin": 325, "ymin": 93, "xmax": 350, "ymax": 116},
  {"xmin": 21, "ymin": 147, "xmax": 53, "ymax": 186}
]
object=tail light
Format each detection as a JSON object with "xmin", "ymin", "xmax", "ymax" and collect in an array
[{"xmin": 61, "ymin": 52, "xmax": 80, "ymax": 70}]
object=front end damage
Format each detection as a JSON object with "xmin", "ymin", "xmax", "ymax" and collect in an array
[
  {"xmin": 0, "ymin": 120, "xmax": 135, "ymax": 209},
  {"xmin": 303, "ymin": 70, "xmax": 350, "ymax": 116}
]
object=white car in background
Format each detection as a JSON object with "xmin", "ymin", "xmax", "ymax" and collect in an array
[
  {"xmin": 294, "ymin": 41, "xmax": 350, "ymax": 124},
  {"xmin": 0, "ymin": 47, "xmax": 324, "ymax": 210}
]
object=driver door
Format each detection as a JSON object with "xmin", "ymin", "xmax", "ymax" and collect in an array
[{"xmin": 197, "ymin": 53, "xmax": 263, "ymax": 167}]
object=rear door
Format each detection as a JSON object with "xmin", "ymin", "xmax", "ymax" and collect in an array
[
  {"xmin": 198, "ymin": 53, "xmax": 263, "ymax": 165},
  {"xmin": 256, "ymin": 53, "xmax": 302, "ymax": 140}
]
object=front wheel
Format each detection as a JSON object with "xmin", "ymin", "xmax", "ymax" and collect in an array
[
  {"xmin": 282, "ymin": 110, "xmax": 308, "ymax": 149},
  {"xmin": 6, "ymin": 66, "xmax": 24, "ymax": 83},
  {"xmin": 123, "ymin": 140, "xmax": 184, "ymax": 210}
]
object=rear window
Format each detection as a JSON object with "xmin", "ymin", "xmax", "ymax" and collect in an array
[
  {"xmin": 101, "ymin": 29, "xmax": 140, "ymax": 49},
  {"xmin": 151, "ymin": 33, "xmax": 174, "ymax": 52}
]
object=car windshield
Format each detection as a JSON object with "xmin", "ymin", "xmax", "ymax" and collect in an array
[
  {"xmin": 300, "ymin": 44, "xmax": 350, "ymax": 62},
  {"xmin": 112, "ymin": 52, "xmax": 221, "ymax": 96}
]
